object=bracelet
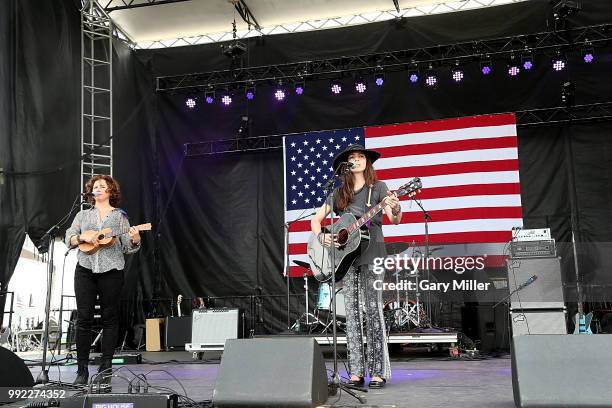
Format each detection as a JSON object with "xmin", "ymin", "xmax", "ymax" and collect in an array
[{"xmin": 392, "ymin": 205, "xmax": 402, "ymax": 216}]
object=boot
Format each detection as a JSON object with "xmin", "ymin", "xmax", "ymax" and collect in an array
[
  {"xmin": 73, "ymin": 361, "xmax": 89, "ymax": 385},
  {"xmin": 95, "ymin": 358, "xmax": 113, "ymax": 385}
]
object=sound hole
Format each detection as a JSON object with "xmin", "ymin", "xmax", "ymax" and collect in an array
[
  {"xmin": 337, "ymin": 229, "xmax": 349, "ymax": 245},
  {"xmin": 97, "ymin": 234, "xmax": 105, "ymax": 240}
]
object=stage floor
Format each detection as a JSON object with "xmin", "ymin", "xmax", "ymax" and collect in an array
[{"xmin": 10, "ymin": 349, "xmax": 515, "ymax": 408}]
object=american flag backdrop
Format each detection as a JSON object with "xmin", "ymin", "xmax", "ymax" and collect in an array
[{"xmin": 283, "ymin": 113, "xmax": 523, "ymax": 277}]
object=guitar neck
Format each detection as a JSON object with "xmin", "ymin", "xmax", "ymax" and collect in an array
[
  {"xmin": 347, "ymin": 197, "xmax": 389, "ymax": 233},
  {"xmin": 107, "ymin": 223, "xmax": 151, "ymax": 239}
]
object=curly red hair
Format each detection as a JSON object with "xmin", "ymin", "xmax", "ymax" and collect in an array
[{"xmin": 84, "ymin": 175, "xmax": 121, "ymax": 207}]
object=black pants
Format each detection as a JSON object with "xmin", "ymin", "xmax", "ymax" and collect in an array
[{"xmin": 74, "ymin": 264, "xmax": 123, "ymax": 363}]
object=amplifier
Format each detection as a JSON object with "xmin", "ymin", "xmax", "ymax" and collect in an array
[
  {"xmin": 187, "ymin": 308, "xmax": 239, "ymax": 351},
  {"xmin": 512, "ymin": 228, "xmax": 551, "ymax": 241},
  {"xmin": 510, "ymin": 239, "xmax": 556, "ymax": 258},
  {"xmin": 60, "ymin": 393, "xmax": 178, "ymax": 408}
]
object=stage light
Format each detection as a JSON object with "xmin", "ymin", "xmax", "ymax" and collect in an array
[
  {"xmin": 561, "ymin": 81, "xmax": 575, "ymax": 107},
  {"xmin": 245, "ymin": 86, "xmax": 255, "ymax": 100},
  {"xmin": 185, "ymin": 97, "xmax": 196, "ymax": 109},
  {"xmin": 221, "ymin": 93, "xmax": 232, "ymax": 106},
  {"xmin": 205, "ymin": 89, "xmax": 215, "ymax": 104},
  {"xmin": 425, "ymin": 74, "xmax": 437, "ymax": 87},
  {"xmin": 451, "ymin": 63, "xmax": 464, "ymax": 83},
  {"xmin": 480, "ymin": 58, "xmax": 492, "ymax": 76},
  {"xmin": 552, "ymin": 52, "xmax": 567, "ymax": 71},
  {"xmin": 522, "ymin": 57, "xmax": 534, "ymax": 71},
  {"xmin": 355, "ymin": 78, "xmax": 367, "ymax": 93},
  {"xmin": 508, "ymin": 54, "xmax": 520, "ymax": 77},
  {"xmin": 408, "ymin": 66, "xmax": 419, "ymax": 84},
  {"xmin": 374, "ymin": 72, "xmax": 385, "ymax": 86},
  {"xmin": 331, "ymin": 80, "xmax": 342, "ymax": 95},
  {"xmin": 274, "ymin": 81, "xmax": 286, "ymax": 101},
  {"xmin": 294, "ymin": 80, "xmax": 305, "ymax": 95},
  {"xmin": 582, "ymin": 47, "xmax": 594, "ymax": 63}
]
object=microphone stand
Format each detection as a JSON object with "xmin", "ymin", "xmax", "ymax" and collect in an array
[
  {"xmin": 283, "ymin": 211, "xmax": 316, "ymax": 330},
  {"xmin": 35, "ymin": 194, "xmax": 88, "ymax": 384},
  {"xmin": 492, "ymin": 275, "xmax": 538, "ymax": 310},
  {"xmin": 411, "ymin": 196, "xmax": 432, "ymax": 324},
  {"xmin": 324, "ymin": 163, "xmax": 366, "ymax": 404}
]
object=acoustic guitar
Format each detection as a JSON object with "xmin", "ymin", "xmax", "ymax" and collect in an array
[
  {"xmin": 307, "ymin": 178, "xmax": 421, "ymax": 282},
  {"xmin": 78, "ymin": 223, "xmax": 152, "ymax": 255}
]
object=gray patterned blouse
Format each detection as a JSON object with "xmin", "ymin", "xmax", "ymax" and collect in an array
[{"xmin": 64, "ymin": 208, "xmax": 140, "ymax": 273}]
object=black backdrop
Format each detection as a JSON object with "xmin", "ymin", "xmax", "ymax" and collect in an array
[{"xmin": 1, "ymin": 0, "xmax": 611, "ymax": 335}]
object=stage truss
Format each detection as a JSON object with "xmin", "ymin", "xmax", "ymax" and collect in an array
[
  {"xmin": 156, "ymin": 23, "xmax": 612, "ymax": 93},
  {"xmin": 181, "ymin": 102, "xmax": 612, "ymax": 157}
]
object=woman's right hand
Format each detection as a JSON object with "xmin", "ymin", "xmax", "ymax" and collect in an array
[
  {"xmin": 79, "ymin": 230, "xmax": 98, "ymax": 246},
  {"xmin": 320, "ymin": 233, "xmax": 340, "ymax": 248}
]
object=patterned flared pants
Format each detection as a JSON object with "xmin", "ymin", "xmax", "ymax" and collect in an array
[{"xmin": 343, "ymin": 264, "xmax": 391, "ymax": 379}]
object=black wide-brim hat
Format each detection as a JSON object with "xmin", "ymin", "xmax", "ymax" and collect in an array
[{"xmin": 333, "ymin": 143, "xmax": 381, "ymax": 171}]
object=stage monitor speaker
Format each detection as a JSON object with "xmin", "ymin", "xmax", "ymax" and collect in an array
[
  {"xmin": 0, "ymin": 346, "xmax": 34, "ymax": 403},
  {"xmin": 213, "ymin": 338, "xmax": 328, "ymax": 407},
  {"xmin": 165, "ymin": 316, "xmax": 192, "ymax": 350},
  {"xmin": 191, "ymin": 308, "xmax": 239, "ymax": 347},
  {"xmin": 510, "ymin": 309, "xmax": 567, "ymax": 336},
  {"xmin": 512, "ymin": 334, "xmax": 612, "ymax": 407},
  {"xmin": 506, "ymin": 257, "xmax": 564, "ymax": 309}
]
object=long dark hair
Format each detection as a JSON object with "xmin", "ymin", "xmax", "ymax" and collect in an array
[{"xmin": 335, "ymin": 158, "xmax": 378, "ymax": 211}]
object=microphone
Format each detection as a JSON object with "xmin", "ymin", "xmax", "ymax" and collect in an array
[
  {"xmin": 81, "ymin": 192, "xmax": 99, "ymax": 198},
  {"xmin": 517, "ymin": 275, "xmax": 537, "ymax": 290}
]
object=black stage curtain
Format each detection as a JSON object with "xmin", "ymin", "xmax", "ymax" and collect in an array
[
  {"xmin": 2, "ymin": 0, "xmax": 611, "ymax": 333},
  {"xmin": 143, "ymin": 0, "xmax": 612, "ymax": 332},
  {"xmin": 0, "ymin": 0, "xmax": 156, "ymax": 331}
]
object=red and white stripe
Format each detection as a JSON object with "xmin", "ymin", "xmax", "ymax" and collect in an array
[{"xmin": 286, "ymin": 114, "xmax": 522, "ymax": 277}]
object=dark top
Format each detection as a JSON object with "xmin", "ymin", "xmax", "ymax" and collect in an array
[{"xmin": 327, "ymin": 181, "xmax": 389, "ymax": 267}]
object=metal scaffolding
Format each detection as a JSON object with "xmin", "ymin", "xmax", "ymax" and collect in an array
[
  {"xmin": 182, "ymin": 102, "xmax": 612, "ymax": 157},
  {"xmin": 156, "ymin": 23, "xmax": 612, "ymax": 93},
  {"xmin": 81, "ymin": 0, "xmax": 114, "ymax": 191}
]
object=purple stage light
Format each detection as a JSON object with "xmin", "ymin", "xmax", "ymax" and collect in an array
[
  {"xmin": 331, "ymin": 83, "xmax": 342, "ymax": 94},
  {"xmin": 185, "ymin": 98, "xmax": 196, "ymax": 109},
  {"xmin": 295, "ymin": 85, "xmax": 304, "ymax": 95},
  {"xmin": 409, "ymin": 73, "xmax": 419, "ymax": 83},
  {"xmin": 523, "ymin": 60, "xmax": 533, "ymax": 70},
  {"xmin": 375, "ymin": 75, "xmax": 384, "ymax": 86},
  {"xmin": 481, "ymin": 65, "xmax": 491, "ymax": 75},
  {"xmin": 425, "ymin": 75, "xmax": 437, "ymax": 87},
  {"xmin": 508, "ymin": 66, "xmax": 520, "ymax": 76},
  {"xmin": 221, "ymin": 95, "xmax": 232, "ymax": 106},
  {"xmin": 552, "ymin": 59, "xmax": 566, "ymax": 71},
  {"xmin": 583, "ymin": 53, "xmax": 594, "ymax": 63},
  {"xmin": 275, "ymin": 89, "xmax": 286, "ymax": 101},
  {"xmin": 205, "ymin": 96, "xmax": 214, "ymax": 104},
  {"xmin": 246, "ymin": 90, "xmax": 255, "ymax": 100},
  {"xmin": 355, "ymin": 82, "xmax": 367, "ymax": 93}
]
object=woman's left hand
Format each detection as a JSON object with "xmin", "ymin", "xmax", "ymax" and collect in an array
[
  {"xmin": 386, "ymin": 191, "xmax": 400, "ymax": 210},
  {"xmin": 129, "ymin": 226, "xmax": 141, "ymax": 244}
]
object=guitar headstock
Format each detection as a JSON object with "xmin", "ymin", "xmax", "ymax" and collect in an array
[
  {"xmin": 395, "ymin": 177, "xmax": 422, "ymax": 198},
  {"xmin": 177, "ymin": 294, "xmax": 183, "ymax": 304}
]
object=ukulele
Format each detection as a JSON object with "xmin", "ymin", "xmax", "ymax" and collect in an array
[{"xmin": 78, "ymin": 223, "xmax": 152, "ymax": 255}]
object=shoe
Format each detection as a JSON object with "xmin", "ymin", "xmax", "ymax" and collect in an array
[
  {"xmin": 347, "ymin": 376, "xmax": 365, "ymax": 387},
  {"xmin": 368, "ymin": 378, "xmax": 386, "ymax": 389},
  {"xmin": 73, "ymin": 361, "xmax": 89, "ymax": 385},
  {"xmin": 95, "ymin": 358, "xmax": 112, "ymax": 385}
]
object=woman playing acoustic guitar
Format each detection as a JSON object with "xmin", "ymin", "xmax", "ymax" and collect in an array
[
  {"xmin": 310, "ymin": 144, "xmax": 402, "ymax": 389},
  {"xmin": 65, "ymin": 175, "xmax": 141, "ymax": 385}
]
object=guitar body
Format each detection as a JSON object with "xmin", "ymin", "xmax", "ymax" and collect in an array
[
  {"xmin": 79, "ymin": 228, "xmax": 116, "ymax": 255},
  {"xmin": 573, "ymin": 311, "xmax": 593, "ymax": 334},
  {"xmin": 307, "ymin": 213, "xmax": 365, "ymax": 282},
  {"xmin": 78, "ymin": 223, "xmax": 151, "ymax": 255}
]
